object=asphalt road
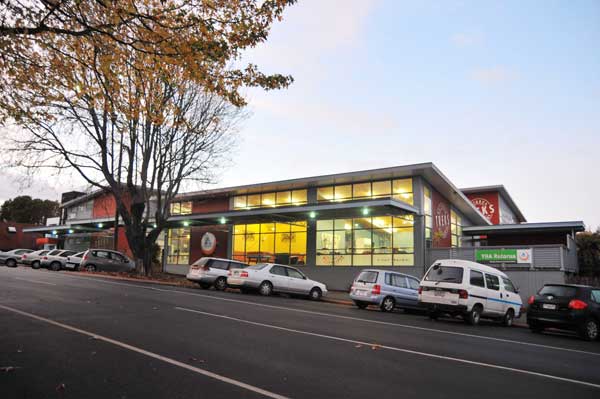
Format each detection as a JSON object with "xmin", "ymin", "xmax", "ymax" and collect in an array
[{"xmin": 1, "ymin": 266, "xmax": 600, "ymax": 399}]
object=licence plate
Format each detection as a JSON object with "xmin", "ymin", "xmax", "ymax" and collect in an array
[
  {"xmin": 542, "ymin": 304, "xmax": 557, "ymax": 310},
  {"xmin": 354, "ymin": 290, "xmax": 368, "ymax": 297},
  {"xmin": 434, "ymin": 290, "xmax": 446, "ymax": 297}
]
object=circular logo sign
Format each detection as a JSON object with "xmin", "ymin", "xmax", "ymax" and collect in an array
[
  {"xmin": 200, "ymin": 232, "xmax": 217, "ymax": 255},
  {"xmin": 518, "ymin": 249, "xmax": 530, "ymax": 262},
  {"xmin": 471, "ymin": 197, "xmax": 495, "ymax": 222}
]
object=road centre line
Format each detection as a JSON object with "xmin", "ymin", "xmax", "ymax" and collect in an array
[
  {"xmin": 41, "ymin": 272, "xmax": 600, "ymax": 358},
  {"xmin": 175, "ymin": 306, "xmax": 600, "ymax": 390},
  {"xmin": 0, "ymin": 304, "xmax": 289, "ymax": 399},
  {"xmin": 14, "ymin": 277, "xmax": 57, "ymax": 286}
]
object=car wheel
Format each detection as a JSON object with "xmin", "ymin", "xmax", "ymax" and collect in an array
[
  {"xmin": 50, "ymin": 261, "xmax": 61, "ymax": 271},
  {"xmin": 214, "ymin": 277, "xmax": 227, "ymax": 291},
  {"xmin": 502, "ymin": 309, "xmax": 515, "ymax": 327},
  {"xmin": 354, "ymin": 301, "xmax": 368, "ymax": 309},
  {"xmin": 198, "ymin": 282, "xmax": 211, "ymax": 289},
  {"xmin": 6, "ymin": 259, "xmax": 17, "ymax": 268},
  {"xmin": 309, "ymin": 287, "xmax": 322, "ymax": 301},
  {"xmin": 32, "ymin": 261, "xmax": 41, "ymax": 269},
  {"xmin": 380, "ymin": 296, "xmax": 395, "ymax": 312},
  {"xmin": 85, "ymin": 264, "xmax": 97, "ymax": 272},
  {"xmin": 465, "ymin": 305, "xmax": 482, "ymax": 326},
  {"xmin": 258, "ymin": 281, "xmax": 273, "ymax": 296},
  {"xmin": 579, "ymin": 319, "xmax": 599, "ymax": 341}
]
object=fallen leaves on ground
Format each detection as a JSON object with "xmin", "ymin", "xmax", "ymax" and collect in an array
[{"xmin": 1, "ymin": 366, "xmax": 21, "ymax": 372}]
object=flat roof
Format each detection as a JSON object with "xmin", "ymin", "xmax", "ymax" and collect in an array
[
  {"xmin": 463, "ymin": 221, "xmax": 585, "ymax": 235},
  {"xmin": 460, "ymin": 184, "xmax": 527, "ymax": 223}
]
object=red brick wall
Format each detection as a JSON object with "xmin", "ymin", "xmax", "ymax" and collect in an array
[
  {"xmin": 0, "ymin": 222, "xmax": 42, "ymax": 251},
  {"xmin": 92, "ymin": 192, "xmax": 132, "ymax": 219},
  {"xmin": 189, "ymin": 226, "xmax": 229, "ymax": 264},
  {"xmin": 191, "ymin": 197, "xmax": 229, "ymax": 214}
]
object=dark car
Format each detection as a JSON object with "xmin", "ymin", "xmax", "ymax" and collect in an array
[
  {"xmin": 79, "ymin": 249, "xmax": 135, "ymax": 272},
  {"xmin": 527, "ymin": 284, "xmax": 600, "ymax": 341}
]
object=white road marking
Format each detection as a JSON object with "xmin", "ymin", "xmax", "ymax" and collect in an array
[
  {"xmin": 14, "ymin": 277, "xmax": 57, "ymax": 286},
  {"xmin": 0, "ymin": 304, "xmax": 288, "ymax": 399},
  {"xmin": 46, "ymin": 273, "xmax": 600, "ymax": 358},
  {"xmin": 176, "ymin": 306, "xmax": 600, "ymax": 390}
]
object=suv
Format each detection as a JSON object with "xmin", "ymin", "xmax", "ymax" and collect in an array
[
  {"xmin": 41, "ymin": 249, "xmax": 78, "ymax": 271},
  {"xmin": 79, "ymin": 249, "xmax": 135, "ymax": 272},
  {"xmin": 527, "ymin": 284, "xmax": 600, "ymax": 341},
  {"xmin": 0, "ymin": 249, "xmax": 34, "ymax": 267},
  {"xmin": 349, "ymin": 269, "xmax": 421, "ymax": 312},
  {"xmin": 187, "ymin": 257, "xmax": 249, "ymax": 290}
]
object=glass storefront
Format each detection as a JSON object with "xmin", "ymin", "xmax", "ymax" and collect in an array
[
  {"xmin": 451, "ymin": 210, "xmax": 463, "ymax": 248},
  {"xmin": 317, "ymin": 178, "xmax": 413, "ymax": 205},
  {"xmin": 424, "ymin": 186, "xmax": 432, "ymax": 239},
  {"xmin": 316, "ymin": 215, "xmax": 414, "ymax": 266},
  {"xmin": 233, "ymin": 190, "xmax": 308, "ymax": 210},
  {"xmin": 167, "ymin": 228, "xmax": 190, "ymax": 264},
  {"xmin": 170, "ymin": 201, "xmax": 192, "ymax": 215},
  {"xmin": 233, "ymin": 221, "xmax": 307, "ymax": 265}
]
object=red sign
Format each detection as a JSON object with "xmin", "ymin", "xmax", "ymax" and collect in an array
[
  {"xmin": 432, "ymin": 190, "xmax": 452, "ymax": 247},
  {"xmin": 466, "ymin": 192, "xmax": 500, "ymax": 224}
]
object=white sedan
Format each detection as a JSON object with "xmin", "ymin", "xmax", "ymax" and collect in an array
[{"xmin": 227, "ymin": 263, "xmax": 328, "ymax": 300}]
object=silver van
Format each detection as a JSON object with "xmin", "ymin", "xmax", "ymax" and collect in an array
[{"xmin": 349, "ymin": 269, "xmax": 422, "ymax": 312}]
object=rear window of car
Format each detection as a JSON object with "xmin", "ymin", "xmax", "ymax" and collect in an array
[
  {"xmin": 539, "ymin": 285, "xmax": 578, "ymax": 298},
  {"xmin": 424, "ymin": 265, "xmax": 463, "ymax": 284},
  {"xmin": 356, "ymin": 271, "xmax": 379, "ymax": 284}
]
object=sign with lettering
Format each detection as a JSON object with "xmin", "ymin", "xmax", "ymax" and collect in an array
[{"xmin": 476, "ymin": 249, "xmax": 532, "ymax": 264}]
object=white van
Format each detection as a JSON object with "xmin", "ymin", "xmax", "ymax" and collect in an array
[{"xmin": 419, "ymin": 259, "xmax": 522, "ymax": 326}]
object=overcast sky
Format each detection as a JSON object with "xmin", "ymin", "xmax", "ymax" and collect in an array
[{"xmin": 2, "ymin": 1, "xmax": 599, "ymax": 229}]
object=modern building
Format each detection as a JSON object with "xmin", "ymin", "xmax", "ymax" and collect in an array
[{"xmin": 24, "ymin": 163, "xmax": 584, "ymax": 298}]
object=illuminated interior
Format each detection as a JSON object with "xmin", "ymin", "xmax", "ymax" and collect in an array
[
  {"xmin": 424, "ymin": 186, "xmax": 432, "ymax": 239},
  {"xmin": 170, "ymin": 201, "xmax": 192, "ymax": 215},
  {"xmin": 317, "ymin": 178, "xmax": 413, "ymax": 205},
  {"xmin": 167, "ymin": 228, "xmax": 190, "ymax": 264},
  {"xmin": 451, "ymin": 209, "xmax": 463, "ymax": 247},
  {"xmin": 232, "ymin": 221, "xmax": 307, "ymax": 265},
  {"xmin": 316, "ymin": 215, "xmax": 414, "ymax": 266},
  {"xmin": 233, "ymin": 190, "xmax": 308, "ymax": 210}
]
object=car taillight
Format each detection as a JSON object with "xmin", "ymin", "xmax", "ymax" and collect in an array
[
  {"xmin": 83, "ymin": 254, "xmax": 88, "ymax": 260},
  {"xmin": 418, "ymin": 287, "xmax": 423, "ymax": 294},
  {"xmin": 43, "ymin": 256, "xmax": 48, "ymax": 260},
  {"xmin": 458, "ymin": 289, "xmax": 468, "ymax": 299},
  {"xmin": 568, "ymin": 299, "xmax": 588, "ymax": 310},
  {"xmin": 191, "ymin": 264, "xmax": 199, "ymax": 270},
  {"xmin": 240, "ymin": 271, "xmax": 249, "ymax": 278},
  {"xmin": 202, "ymin": 265, "xmax": 210, "ymax": 271},
  {"xmin": 22, "ymin": 255, "xmax": 27, "ymax": 259},
  {"xmin": 372, "ymin": 284, "xmax": 381, "ymax": 295},
  {"xmin": 528, "ymin": 295, "xmax": 535, "ymax": 305},
  {"xmin": 227, "ymin": 270, "xmax": 232, "ymax": 276}
]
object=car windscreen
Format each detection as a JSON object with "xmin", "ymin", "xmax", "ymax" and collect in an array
[
  {"xmin": 424, "ymin": 265, "xmax": 464, "ymax": 284},
  {"xmin": 246, "ymin": 264, "xmax": 269, "ymax": 270},
  {"xmin": 355, "ymin": 271, "xmax": 378, "ymax": 284},
  {"xmin": 538, "ymin": 285, "xmax": 578, "ymax": 298}
]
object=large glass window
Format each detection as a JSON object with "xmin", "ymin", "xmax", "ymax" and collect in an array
[
  {"xmin": 233, "ymin": 190, "xmax": 308, "ymax": 210},
  {"xmin": 170, "ymin": 201, "xmax": 192, "ymax": 215},
  {"xmin": 450, "ymin": 209, "xmax": 463, "ymax": 248},
  {"xmin": 233, "ymin": 221, "xmax": 307, "ymax": 265},
  {"xmin": 167, "ymin": 228, "xmax": 190, "ymax": 264},
  {"xmin": 424, "ymin": 186, "xmax": 432, "ymax": 240},
  {"xmin": 316, "ymin": 215, "xmax": 414, "ymax": 266},
  {"xmin": 317, "ymin": 178, "xmax": 413, "ymax": 205}
]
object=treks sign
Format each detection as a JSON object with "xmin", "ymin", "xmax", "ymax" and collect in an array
[{"xmin": 476, "ymin": 249, "xmax": 532, "ymax": 264}]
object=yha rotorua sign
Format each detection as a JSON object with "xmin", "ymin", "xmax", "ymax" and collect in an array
[{"xmin": 476, "ymin": 249, "xmax": 532, "ymax": 264}]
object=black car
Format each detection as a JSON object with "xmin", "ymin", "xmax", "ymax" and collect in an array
[{"xmin": 527, "ymin": 284, "xmax": 600, "ymax": 341}]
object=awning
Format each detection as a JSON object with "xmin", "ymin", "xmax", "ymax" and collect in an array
[
  {"xmin": 463, "ymin": 221, "xmax": 585, "ymax": 235},
  {"xmin": 22, "ymin": 225, "xmax": 105, "ymax": 234}
]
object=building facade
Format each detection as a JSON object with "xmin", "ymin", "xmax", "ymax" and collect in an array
[{"xmin": 24, "ymin": 163, "xmax": 584, "ymax": 297}]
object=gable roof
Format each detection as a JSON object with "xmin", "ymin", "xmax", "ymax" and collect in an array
[{"xmin": 461, "ymin": 184, "xmax": 526, "ymax": 223}]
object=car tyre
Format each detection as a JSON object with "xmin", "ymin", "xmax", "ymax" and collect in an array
[
  {"xmin": 578, "ymin": 319, "xmax": 599, "ymax": 341},
  {"xmin": 309, "ymin": 287, "xmax": 322, "ymax": 301},
  {"xmin": 354, "ymin": 301, "xmax": 368, "ymax": 309},
  {"xmin": 198, "ymin": 282, "xmax": 211, "ymax": 289},
  {"xmin": 6, "ymin": 259, "xmax": 17, "ymax": 268},
  {"xmin": 214, "ymin": 277, "xmax": 227, "ymax": 291},
  {"xmin": 380, "ymin": 296, "xmax": 395, "ymax": 312},
  {"xmin": 502, "ymin": 309, "xmax": 515, "ymax": 327},
  {"xmin": 32, "ymin": 261, "xmax": 41, "ymax": 269},
  {"xmin": 258, "ymin": 281, "xmax": 273, "ymax": 296},
  {"xmin": 50, "ymin": 261, "xmax": 61, "ymax": 271},
  {"xmin": 465, "ymin": 305, "xmax": 482, "ymax": 326},
  {"xmin": 84, "ymin": 264, "xmax": 97, "ymax": 272}
]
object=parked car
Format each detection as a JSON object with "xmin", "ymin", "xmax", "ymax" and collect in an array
[
  {"xmin": 0, "ymin": 249, "xmax": 34, "ymax": 267},
  {"xmin": 64, "ymin": 251, "xmax": 87, "ymax": 271},
  {"xmin": 20, "ymin": 249, "xmax": 50, "ymax": 269},
  {"xmin": 227, "ymin": 263, "xmax": 328, "ymax": 300},
  {"xmin": 527, "ymin": 284, "xmax": 600, "ymax": 341},
  {"xmin": 186, "ymin": 257, "xmax": 249, "ymax": 290},
  {"xmin": 41, "ymin": 249, "xmax": 78, "ymax": 271},
  {"xmin": 419, "ymin": 259, "xmax": 522, "ymax": 326},
  {"xmin": 79, "ymin": 249, "xmax": 135, "ymax": 272},
  {"xmin": 349, "ymin": 269, "xmax": 422, "ymax": 312}
]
